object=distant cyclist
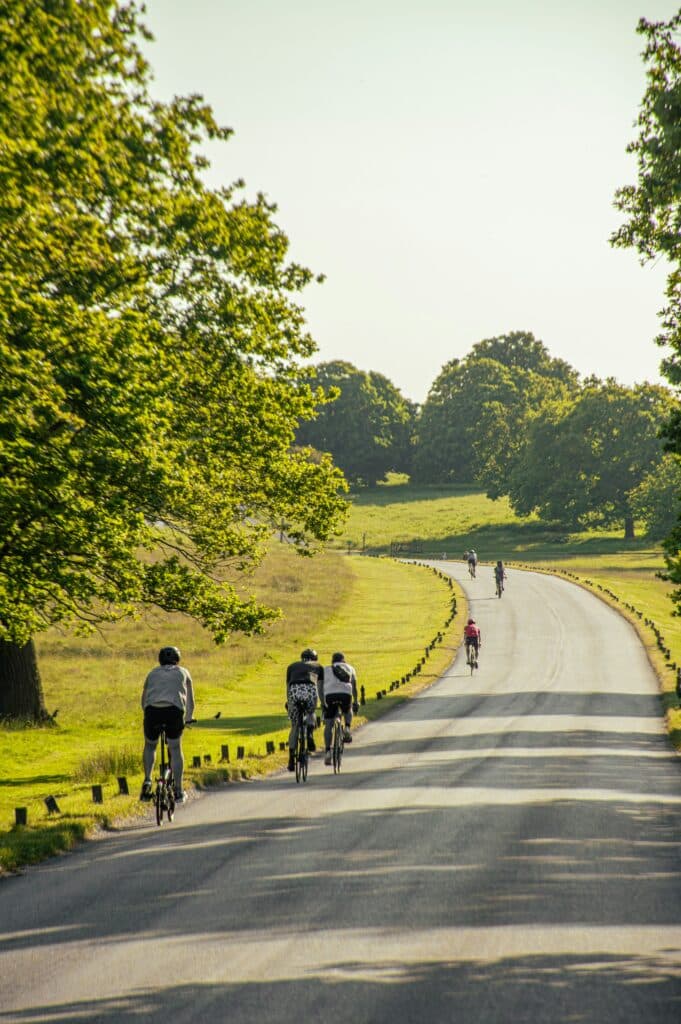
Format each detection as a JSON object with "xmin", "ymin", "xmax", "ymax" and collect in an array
[
  {"xmin": 463, "ymin": 618, "xmax": 481, "ymax": 665},
  {"xmin": 285, "ymin": 648, "xmax": 323, "ymax": 771},
  {"xmin": 467, "ymin": 549, "xmax": 478, "ymax": 578},
  {"xmin": 494, "ymin": 560, "xmax": 507, "ymax": 593},
  {"xmin": 140, "ymin": 646, "xmax": 195, "ymax": 804},
  {"xmin": 320, "ymin": 652, "xmax": 359, "ymax": 766}
]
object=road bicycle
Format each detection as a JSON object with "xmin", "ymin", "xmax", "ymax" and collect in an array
[
  {"xmin": 155, "ymin": 727, "xmax": 175, "ymax": 825},
  {"xmin": 468, "ymin": 561, "xmax": 477, "ymax": 579},
  {"xmin": 330, "ymin": 704, "xmax": 345, "ymax": 774},
  {"xmin": 293, "ymin": 706, "xmax": 309, "ymax": 783},
  {"xmin": 466, "ymin": 642, "xmax": 479, "ymax": 675}
]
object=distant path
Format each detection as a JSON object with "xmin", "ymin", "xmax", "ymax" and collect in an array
[{"xmin": 0, "ymin": 562, "xmax": 680, "ymax": 1022}]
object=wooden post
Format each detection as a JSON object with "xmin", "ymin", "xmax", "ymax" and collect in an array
[
  {"xmin": 236, "ymin": 746, "xmax": 245, "ymax": 760},
  {"xmin": 220, "ymin": 744, "xmax": 230, "ymax": 762},
  {"xmin": 44, "ymin": 795, "xmax": 60, "ymax": 814},
  {"xmin": 192, "ymin": 755, "xmax": 201, "ymax": 768},
  {"xmin": 91, "ymin": 785, "xmax": 103, "ymax": 804},
  {"xmin": 15, "ymin": 807, "xmax": 27, "ymax": 826},
  {"xmin": 117, "ymin": 777, "xmax": 129, "ymax": 795}
]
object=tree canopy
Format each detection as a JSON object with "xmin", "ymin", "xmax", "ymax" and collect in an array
[
  {"xmin": 612, "ymin": 10, "xmax": 681, "ymax": 598},
  {"xmin": 296, "ymin": 360, "xmax": 416, "ymax": 486},
  {"xmin": 505, "ymin": 381, "xmax": 672, "ymax": 538},
  {"xmin": 412, "ymin": 331, "xmax": 578, "ymax": 488},
  {"xmin": 0, "ymin": 1, "xmax": 346, "ymax": 716}
]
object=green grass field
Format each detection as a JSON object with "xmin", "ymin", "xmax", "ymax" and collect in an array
[{"xmin": 1, "ymin": 545, "xmax": 460, "ymax": 872}]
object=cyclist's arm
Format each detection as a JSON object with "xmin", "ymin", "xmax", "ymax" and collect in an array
[{"xmin": 185, "ymin": 671, "xmax": 195, "ymax": 723}]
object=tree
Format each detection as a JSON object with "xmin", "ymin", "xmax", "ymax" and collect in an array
[
  {"xmin": 612, "ymin": 11, "xmax": 681, "ymax": 606},
  {"xmin": 506, "ymin": 381, "xmax": 672, "ymax": 538},
  {"xmin": 296, "ymin": 361, "xmax": 416, "ymax": 485},
  {"xmin": 630, "ymin": 454, "xmax": 681, "ymax": 538},
  {"xmin": 0, "ymin": 1, "xmax": 347, "ymax": 720},
  {"xmin": 412, "ymin": 331, "xmax": 578, "ymax": 487}
]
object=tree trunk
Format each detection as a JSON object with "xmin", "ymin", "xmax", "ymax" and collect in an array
[
  {"xmin": 624, "ymin": 514, "xmax": 636, "ymax": 540},
  {"xmin": 0, "ymin": 639, "xmax": 49, "ymax": 721}
]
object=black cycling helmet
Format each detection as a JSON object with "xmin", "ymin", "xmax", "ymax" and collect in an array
[
  {"xmin": 332, "ymin": 652, "xmax": 345, "ymax": 663},
  {"xmin": 301, "ymin": 648, "xmax": 317, "ymax": 661},
  {"xmin": 159, "ymin": 646, "xmax": 181, "ymax": 665}
]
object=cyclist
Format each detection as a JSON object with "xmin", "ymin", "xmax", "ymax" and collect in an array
[
  {"xmin": 285, "ymin": 648, "xmax": 323, "ymax": 771},
  {"xmin": 467, "ymin": 549, "xmax": 478, "ymax": 577},
  {"xmin": 320, "ymin": 652, "xmax": 359, "ymax": 766},
  {"xmin": 140, "ymin": 646, "xmax": 195, "ymax": 804},
  {"xmin": 463, "ymin": 618, "xmax": 481, "ymax": 666},
  {"xmin": 494, "ymin": 560, "xmax": 507, "ymax": 592}
]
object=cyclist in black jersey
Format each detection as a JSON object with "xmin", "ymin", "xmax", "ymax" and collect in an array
[{"xmin": 285, "ymin": 648, "xmax": 323, "ymax": 771}]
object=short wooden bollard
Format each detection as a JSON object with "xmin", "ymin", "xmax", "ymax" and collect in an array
[
  {"xmin": 236, "ymin": 746, "xmax": 245, "ymax": 760},
  {"xmin": 44, "ymin": 795, "xmax": 60, "ymax": 814},
  {"xmin": 360, "ymin": 685, "xmax": 365, "ymax": 705},
  {"xmin": 15, "ymin": 807, "xmax": 27, "ymax": 826},
  {"xmin": 220, "ymin": 745, "xmax": 230, "ymax": 762},
  {"xmin": 266, "ymin": 741, "xmax": 275, "ymax": 755},
  {"xmin": 279, "ymin": 741, "xmax": 287, "ymax": 751},
  {"xmin": 91, "ymin": 785, "xmax": 103, "ymax": 804},
  {"xmin": 192, "ymin": 755, "xmax": 202, "ymax": 768},
  {"xmin": 376, "ymin": 691, "xmax": 382, "ymax": 700},
  {"xmin": 203, "ymin": 754, "xmax": 212, "ymax": 765},
  {"xmin": 117, "ymin": 777, "xmax": 129, "ymax": 795}
]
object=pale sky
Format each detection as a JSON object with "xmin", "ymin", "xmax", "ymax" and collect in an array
[{"xmin": 143, "ymin": 0, "xmax": 679, "ymax": 403}]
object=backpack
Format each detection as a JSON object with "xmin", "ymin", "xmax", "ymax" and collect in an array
[{"xmin": 332, "ymin": 662, "xmax": 352, "ymax": 683}]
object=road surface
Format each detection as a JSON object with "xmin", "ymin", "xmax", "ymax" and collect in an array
[{"xmin": 1, "ymin": 562, "xmax": 680, "ymax": 1022}]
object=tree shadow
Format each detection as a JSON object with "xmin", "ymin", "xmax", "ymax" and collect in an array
[{"xmin": 2, "ymin": 957, "xmax": 679, "ymax": 1024}]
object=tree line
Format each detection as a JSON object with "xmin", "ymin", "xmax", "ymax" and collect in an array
[{"xmin": 299, "ymin": 333, "xmax": 678, "ymax": 543}]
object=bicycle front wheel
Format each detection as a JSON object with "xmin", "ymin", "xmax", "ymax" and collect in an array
[{"xmin": 155, "ymin": 785, "xmax": 163, "ymax": 826}]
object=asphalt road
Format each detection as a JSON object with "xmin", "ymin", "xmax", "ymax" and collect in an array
[{"xmin": 1, "ymin": 562, "xmax": 680, "ymax": 1023}]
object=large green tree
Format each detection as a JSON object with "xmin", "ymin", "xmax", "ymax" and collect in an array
[
  {"xmin": 296, "ymin": 361, "xmax": 416, "ymax": 486},
  {"xmin": 0, "ymin": 1, "xmax": 346, "ymax": 719},
  {"xmin": 612, "ymin": 11, "xmax": 681, "ymax": 605},
  {"xmin": 412, "ymin": 331, "xmax": 578, "ymax": 488},
  {"xmin": 506, "ymin": 381, "xmax": 672, "ymax": 538}
]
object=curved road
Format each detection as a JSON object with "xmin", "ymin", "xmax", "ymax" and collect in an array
[{"xmin": 1, "ymin": 562, "xmax": 680, "ymax": 1022}]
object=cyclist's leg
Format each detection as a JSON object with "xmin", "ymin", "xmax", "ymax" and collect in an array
[
  {"xmin": 323, "ymin": 698, "xmax": 336, "ymax": 765},
  {"xmin": 338, "ymin": 693, "xmax": 353, "ymax": 739},
  {"xmin": 142, "ymin": 707, "xmax": 162, "ymax": 799},
  {"xmin": 165, "ymin": 707, "xmax": 186, "ymax": 799}
]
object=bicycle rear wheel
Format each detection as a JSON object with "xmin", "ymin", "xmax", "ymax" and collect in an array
[
  {"xmin": 155, "ymin": 785, "xmax": 163, "ymax": 826},
  {"xmin": 295, "ymin": 725, "xmax": 307, "ymax": 783},
  {"xmin": 332, "ymin": 719, "xmax": 343, "ymax": 773}
]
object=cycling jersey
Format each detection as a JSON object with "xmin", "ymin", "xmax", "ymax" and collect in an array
[
  {"xmin": 142, "ymin": 664, "xmax": 194, "ymax": 720},
  {"xmin": 322, "ymin": 661, "xmax": 356, "ymax": 699},
  {"xmin": 464, "ymin": 624, "xmax": 481, "ymax": 644}
]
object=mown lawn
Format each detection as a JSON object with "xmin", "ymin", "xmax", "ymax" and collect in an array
[{"xmin": 1, "ymin": 545, "xmax": 460, "ymax": 872}]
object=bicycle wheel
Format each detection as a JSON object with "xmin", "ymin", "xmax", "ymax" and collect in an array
[
  {"xmin": 496, "ymin": 580, "xmax": 502, "ymax": 598},
  {"xmin": 469, "ymin": 649, "xmax": 475, "ymax": 675},
  {"xmin": 155, "ymin": 785, "xmax": 163, "ymax": 826},
  {"xmin": 166, "ymin": 787, "xmax": 175, "ymax": 822},
  {"xmin": 295, "ymin": 722, "xmax": 306, "ymax": 783},
  {"xmin": 332, "ymin": 719, "xmax": 343, "ymax": 774}
]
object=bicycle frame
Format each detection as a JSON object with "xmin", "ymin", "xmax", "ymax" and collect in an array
[{"xmin": 155, "ymin": 728, "xmax": 176, "ymax": 825}]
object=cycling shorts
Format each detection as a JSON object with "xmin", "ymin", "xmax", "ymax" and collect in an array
[
  {"xmin": 323, "ymin": 692, "xmax": 352, "ymax": 719},
  {"xmin": 465, "ymin": 636, "xmax": 480, "ymax": 650},
  {"xmin": 144, "ymin": 705, "xmax": 184, "ymax": 741},
  {"xmin": 288, "ymin": 683, "xmax": 317, "ymax": 716}
]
